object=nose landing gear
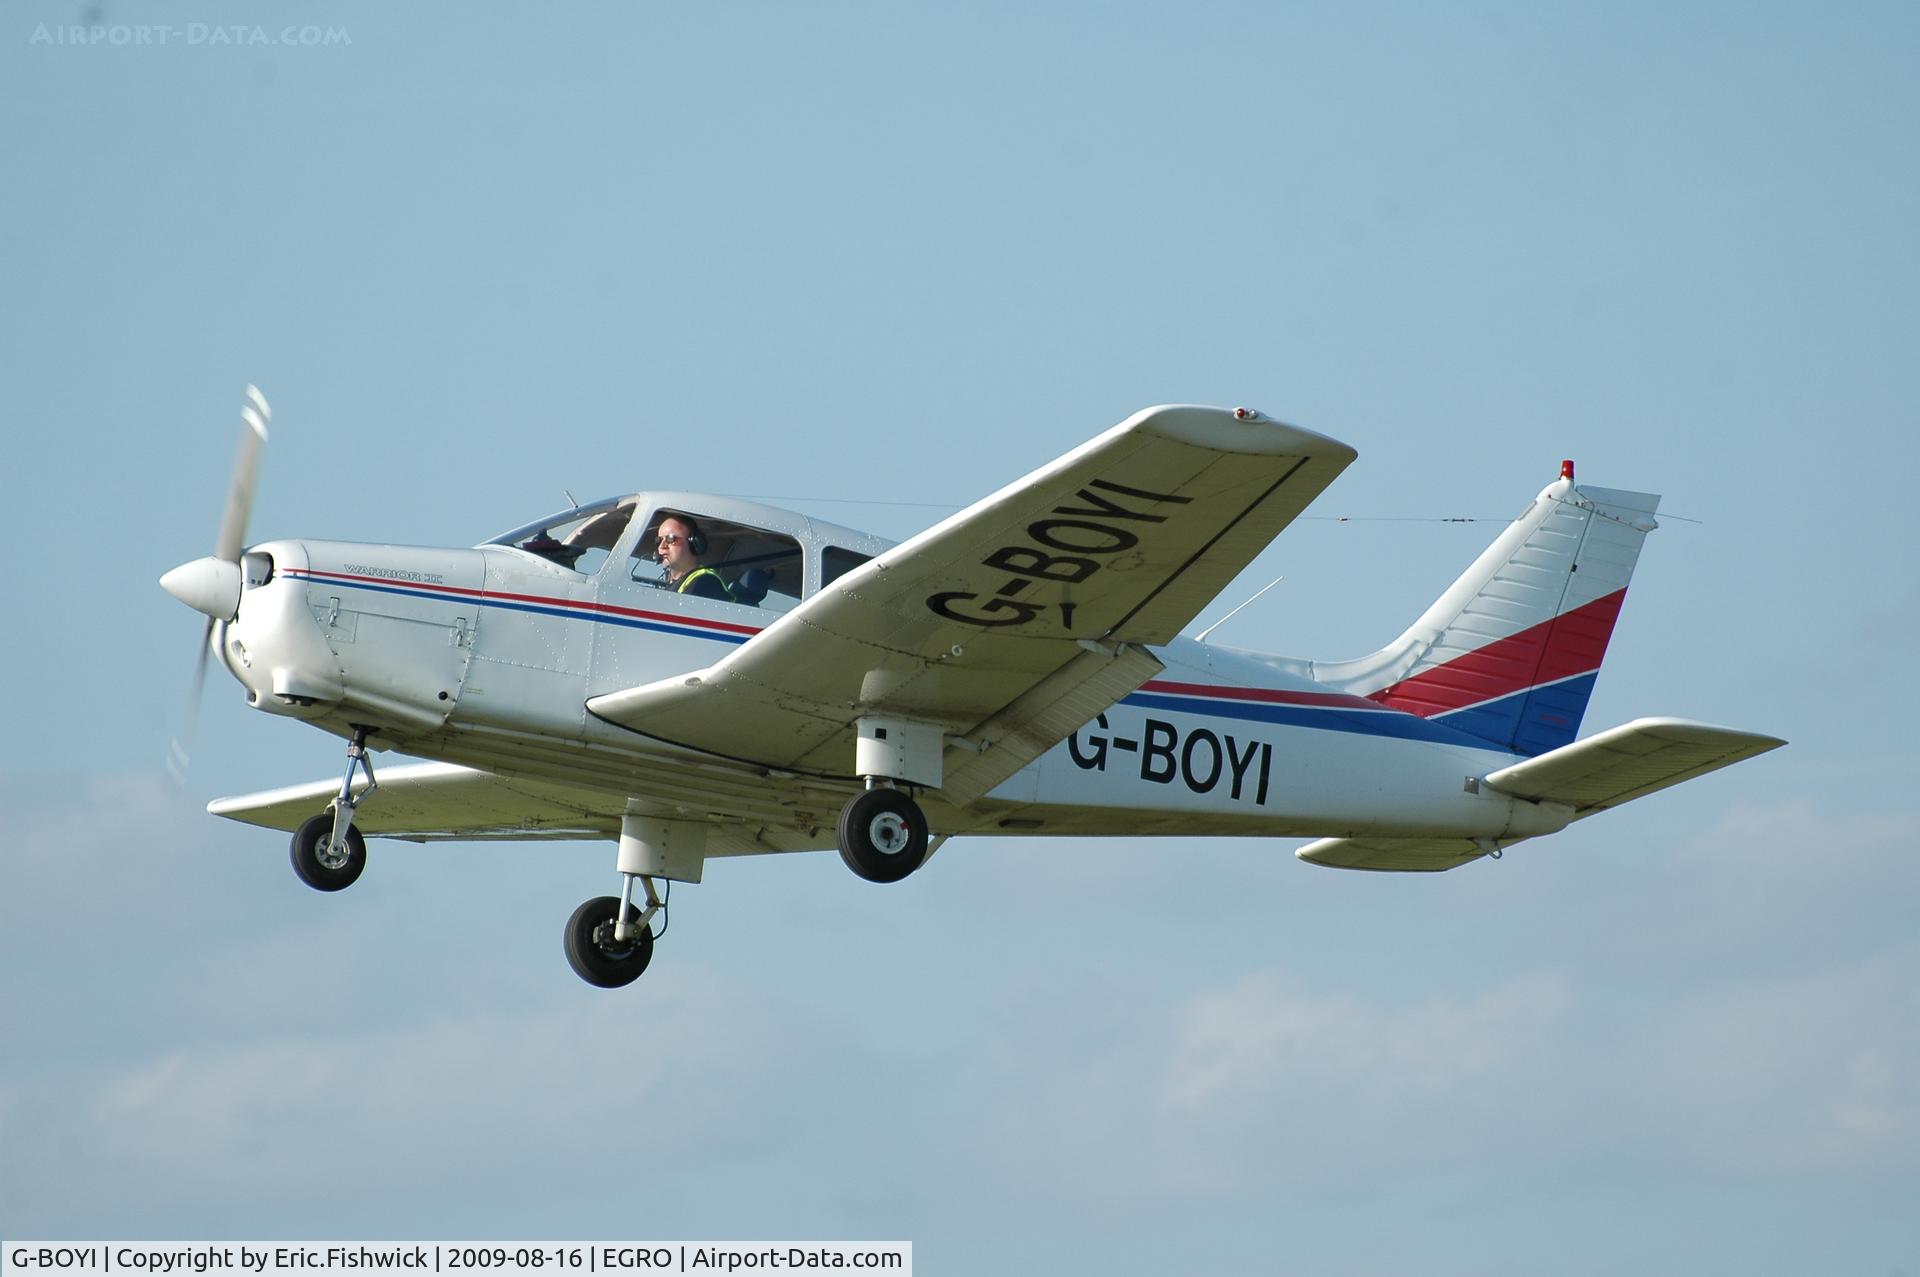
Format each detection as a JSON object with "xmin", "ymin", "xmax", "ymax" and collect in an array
[
  {"xmin": 564, "ymin": 814, "xmax": 697, "ymax": 989},
  {"xmin": 289, "ymin": 725, "xmax": 378, "ymax": 892},
  {"xmin": 563, "ymin": 882, "xmax": 661, "ymax": 988},
  {"xmin": 290, "ymin": 812, "xmax": 366, "ymax": 890}
]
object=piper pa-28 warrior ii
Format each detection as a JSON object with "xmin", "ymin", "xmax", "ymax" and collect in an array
[{"xmin": 162, "ymin": 391, "xmax": 1784, "ymax": 988}]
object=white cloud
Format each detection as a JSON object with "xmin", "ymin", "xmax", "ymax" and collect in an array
[
  {"xmin": 0, "ymin": 928, "xmax": 834, "ymax": 1232},
  {"xmin": 927, "ymin": 966, "xmax": 1576, "ymax": 1203},
  {"xmin": 6, "ymin": 773, "xmax": 1917, "ymax": 1243},
  {"xmin": 1613, "ymin": 951, "xmax": 1920, "ymax": 1175},
  {"xmin": 1165, "ymin": 968, "xmax": 1570, "ymax": 1112}
]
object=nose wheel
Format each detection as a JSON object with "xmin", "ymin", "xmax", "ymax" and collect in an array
[
  {"xmin": 563, "ymin": 895, "xmax": 657, "ymax": 988},
  {"xmin": 290, "ymin": 812, "xmax": 366, "ymax": 890},
  {"xmin": 837, "ymin": 786, "xmax": 929, "ymax": 883},
  {"xmin": 565, "ymin": 871, "xmax": 665, "ymax": 989}
]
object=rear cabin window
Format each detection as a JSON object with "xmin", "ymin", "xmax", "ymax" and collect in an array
[
  {"xmin": 631, "ymin": 512, "xmax": 804, "ymax": 612},
  {"xmin": 821, "ymin": 546, "xmax": 873, "ymax": 588}
]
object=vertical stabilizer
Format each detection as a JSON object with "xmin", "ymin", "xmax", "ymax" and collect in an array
[{"xmin": 1307, "ymin": 469, "xmax": 1660, "ymax": 756}]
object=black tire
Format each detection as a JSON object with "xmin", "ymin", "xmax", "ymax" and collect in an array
[
  {"xmin": 564, "ymin": 895, "xmax": 655, "ymax": 989},
  {"xmin": 289, "ymin": 813, "xmax": 367, "ymax": 892},
  {"xmin": 837, "ymin": 787, "xmax": 929, "ymax": 884}
]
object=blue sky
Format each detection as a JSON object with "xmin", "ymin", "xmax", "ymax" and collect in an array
[{"xmin": 3, "ymin": 2, "xmax": 1916, "ymax": 1271}]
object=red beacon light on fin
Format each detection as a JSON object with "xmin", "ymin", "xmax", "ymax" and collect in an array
[{"xmin": 1560, "ymin": 459, "xmax": 1576, "ymax": 481}]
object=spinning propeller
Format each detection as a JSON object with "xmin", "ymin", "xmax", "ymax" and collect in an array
[{"xmin": 163, "ymin": 385, "xmax": 270, "ymax": 781}]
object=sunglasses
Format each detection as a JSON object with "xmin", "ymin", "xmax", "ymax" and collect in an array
[{"xmin": 657, "ymin": 534, "xmax": 687, "ymax": 546}]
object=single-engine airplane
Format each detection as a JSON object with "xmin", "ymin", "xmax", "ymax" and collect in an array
[{"xmin": 162, "ymin": 391, "xmax": 1784, "ymax": 987}]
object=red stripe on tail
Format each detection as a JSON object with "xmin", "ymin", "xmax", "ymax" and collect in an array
[{"xmin": 1368, "ymin": 589, "xmax": 1627, "ymax": 718}]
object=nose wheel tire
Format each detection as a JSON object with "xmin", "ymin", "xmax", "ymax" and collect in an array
[
  {"xmin": 290, "ymin": 813, "xmax": 366, "ymax": 891},
  {"xmin": 837, "ymin": 787, "xmax": 929, "ymax": 884},
  {"xmin": 564, "ymin": 895, "xmax": 656, "ymax": 988}
]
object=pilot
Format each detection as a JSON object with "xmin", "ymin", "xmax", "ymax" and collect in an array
[{"xmin": 655, "ymin": 514, "xmax": 732, "ymax": 602}]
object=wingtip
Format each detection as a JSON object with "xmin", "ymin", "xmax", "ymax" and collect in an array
[{"xmin": 1131, "ymin": 404, "xmax": 1358, "ymax": 461}]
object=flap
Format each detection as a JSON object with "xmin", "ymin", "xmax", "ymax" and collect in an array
[
  {"xmin": 1481, "ymin": 717, "xmax": 1786, "ymax": 813},
  {"xmin": 588, "ymin": 405, "xmax": 1355, "ymax": 790}
]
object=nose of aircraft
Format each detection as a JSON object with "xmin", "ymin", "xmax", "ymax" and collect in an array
[{"xmin": 160, "ymin": 555, "xmax": 243, "ymax": 620}]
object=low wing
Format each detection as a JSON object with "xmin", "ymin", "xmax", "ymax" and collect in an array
[
  {"xmin": 1297, "ymin": 717, "xmax": 1786, "ymax": 872},
  {"xmin": 590, "ymin": 405, "xmax": 1356, "ymax": 803},
  {"xmin": 208, "ymin": 762, "xmax": 619, "ymax": 841},
  {"xmin": 209, "ymin": 762, "xmax": 847, "ymax": 857}
]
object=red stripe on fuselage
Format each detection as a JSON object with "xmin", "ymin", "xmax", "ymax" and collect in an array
[
  {"xmin": 1140, "ymin": 679, "xmax": 1391, "ymax": 712},
  {"xmin": 1369, "ymin": 588, "xmax": 1627, "ymax": 718},
  {"xmin": 287, "ymin": 568, "xmax": 765, "ymax": 637}
]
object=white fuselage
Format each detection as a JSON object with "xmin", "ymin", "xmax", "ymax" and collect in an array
[{"xmin": 218, "ymin": 496, "xmax": 1567, "ymax": 855}]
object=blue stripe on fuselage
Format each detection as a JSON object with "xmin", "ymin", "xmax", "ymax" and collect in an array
[
  {"xmin": 287, "ymin": 573, "xmax": 754, "ymax": 645},
  {"xmin": 1122, "ymin": 691, "xmax": 1513, "ymax": 751}
]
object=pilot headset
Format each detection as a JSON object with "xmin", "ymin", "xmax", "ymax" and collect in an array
[{"xmin": 661, "ymin": 515, "xmax": 707, "ymax": 557}]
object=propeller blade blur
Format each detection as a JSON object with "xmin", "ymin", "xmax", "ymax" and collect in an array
[
  {"xmin": 213, "ymin": 384, "xmax": 269, "ymax": 563},
  {"xmin": 169, "ymin": 386, "xmax": 270, "ymax": 785},
  {"xmin": 168, "ymin": 617, "xmax": 218, "ymax": 786}
]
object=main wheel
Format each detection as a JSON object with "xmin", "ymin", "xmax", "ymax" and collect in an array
[
  {"xmin": 837, "ymin": 787, "xmax": 929, "ymax": 883},
  {"xmin": 290, "ymin": 813, "xmax": 366, "ymax": 892},
  {"xmin": 564, "ymin": 895, "xmax": 655, "ymax": 988}
]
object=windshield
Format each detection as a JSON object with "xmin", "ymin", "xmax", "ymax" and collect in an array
[{"xmin": 484, "ymin": 497, "xmax": 636, "ymax": 574}]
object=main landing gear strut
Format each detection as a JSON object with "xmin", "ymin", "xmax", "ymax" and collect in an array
[
  {"xmin": 277, "ymin": 721, "xmax": 947, "ymax": 989},
  {"xmin": 835, "ymin": 714, "xmax": 940, "ymax": 883},
  {"xmin": 289, "ymin": 726, "xmax": 376, "ymax": 891},
  {"xmin": 837, "ymin": 782, "xmax": 929, "ymax": 883}
]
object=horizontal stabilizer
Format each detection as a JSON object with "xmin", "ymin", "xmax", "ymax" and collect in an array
[
  {"xmin": 1298, "ymin": 717, "xmax": 1784, "ymax": 873},
  {"xmin": 1295, "ymin": 834, "xmax": 1503, "ymax": 872},
  {"xmin": 1480, "ymin": 717, "xmax": 1785, "ymax": 813}
]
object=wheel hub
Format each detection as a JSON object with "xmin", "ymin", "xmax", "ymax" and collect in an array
[
  {"xmin": 316, "ymin": 837, "xmax": 350, "ymax": 870},
  {"xmin": 867, "ymin": 811, "xmax": 911, "ymax": 855},
  {"xmin": 593, "ymin": 919, "xmax": 641, "ymax": 958}
]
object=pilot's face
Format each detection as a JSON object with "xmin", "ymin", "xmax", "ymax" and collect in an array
[{"xmin": 657, "ymin": 518, "xmax": 698, "ymax": 578}]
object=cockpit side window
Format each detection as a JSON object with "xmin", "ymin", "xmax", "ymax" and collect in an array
[
  {"xmin": 631, "ymin": 511, "xmax": 804, "ymax": 612},
  {"xmin": 486, "ymin": 499, "xmax": 635, "ymax": 575}
]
